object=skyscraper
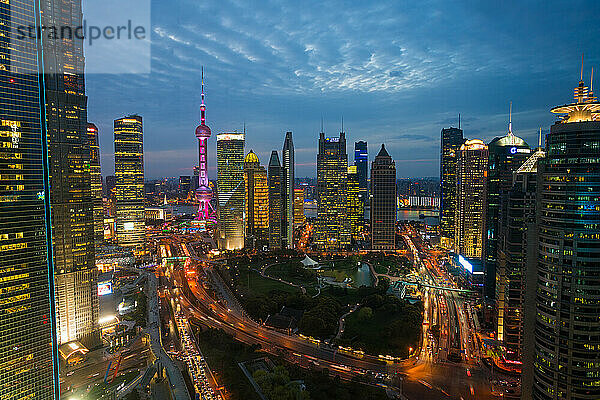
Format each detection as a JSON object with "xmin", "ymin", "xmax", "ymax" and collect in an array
[
  {"xmin": 496, "ymin": 136, "xmax": 545, "ymax": 386},
  {"xmin": 531, "ymin": 69, "xmax": 600, "ymax": 400},
  {"xmin": 87, "ymin": 123, "xmax": 103, "ymax": 245},
  {"xmin": 114, "ymin": 115, "xmax": 145, "ymax": 249},
  {"xmin": 293, "ymin": 188, "xmax": 305, "ymax": 228},
  {"xmin": 0, "ymin": 0, "xmax": 59, "ymax": 396},
  {"xmin": 216, "ymin": 132, "xmax": 245, "ymax": 250},
  {"xmin": 195, "ymin": 69, "xmax": 216, "ymax": 228},
  {"xmin": 42, "ymin": 0, "xmax": 99, "ymax": 347},
  {"xmin": 440, "ymin": 126, "xmax": 464, "ymax": 248},
  {"xmin": 179, "ymin": 175, "xmax": 192, "ymax": 199},
  {"xmin": 354, "ymin": 141, "xmax": 368, "ymax": 215},
  {"xmin": 282, "ymin": 131, "xmax": 295, "ymax": 248},
  {"xmin": 347, "ymin": 165, "xmax": 363, "ymax": 237},
  {"xmin": 454, "ymin": 139, "xmax": 488, "ymax": 259},
  {"xmin": 244, "ymin": 150, "xmax": 269, "ymax": 249},
  {"xmin": 268, "ymin": 151, "xmax": 284, "ymax": 250},
  {"xmin": 316, "ymin": 131, "xmax": 351, "ymax": 251},
  {"xmin": 371, "ymin": 145, "xmax": 397, "ymax": 250},
  {"xmin": 484, "ymin": 104, "xmax": 530, "ymax": 300}
]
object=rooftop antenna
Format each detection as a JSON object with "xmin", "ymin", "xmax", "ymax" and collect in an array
[
  {"xmin": 320, "ymin": 116, "xmax": 324, "ymax": 133},
  {"xmin": 508, "ymin": 101, "xmax": 513, "ymax": 135},
  {"xmin": 458, "ymin": 113, "xmax": 461, "ymax": 129},
  {"xmin": 590, "ymin": 66, "xmax": 595, "ymax": 100},
  {"xmin": 341, "ymin": 115, "xmax": 344, "ymax": 133},
  {"xmin": 243, "ymin": 121, "xmax": 246, "ymax": 135},
  {"xmin": 581, "ymin": 53, "xmax": 584, "ymax": 82},
  {"xmin": 538, "ymin": 127, "xmax": 543, "ymax": 148}
]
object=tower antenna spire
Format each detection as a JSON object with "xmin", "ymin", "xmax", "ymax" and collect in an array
[
  {"xmin": 200, "ymin": 66, "xmax": 206, "ymax": 125},
  {"xmin": 321, "ymin": 116, "xmax": 324, "ymax": 133},
  {"xmin": 538, "ymin": 127, "xmax": 543, "ymax": 148},
  {"xmin": 341, "ymin": 115, "xmax": 344, "ymax": 133},
  {"xmin": 458, "ymin": 113, "xmax": 461, "ymax": 129},
  {"xmin": 508, "ymin": 101, "xmax": 513, "ymax": 135},
  {"xmin": 590, "ymin": 66, "xmax": 594, "ymax": 99},
  {"xmin": 581, "ymin": 53, "xmax": 584, "ymax": 82}
]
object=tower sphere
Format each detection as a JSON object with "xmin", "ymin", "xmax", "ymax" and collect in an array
[{"xmin": 195, "ymin": 124, "xmax": 211, "ymax": 138}]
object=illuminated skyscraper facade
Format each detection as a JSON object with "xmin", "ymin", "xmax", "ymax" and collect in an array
[
  {"xmin": 282, "ymin": 131, "xmax": 295, "ymax": 248},
  {"xmin": 532, "ymin": 73, "xmax": 600, "ymax": 400},
  {"xmin": 316, "ymin": 131, "xmax": 351, "ymax": 251},
  {"xmin": 294, "ymin": 188, "xmax": 305, "ymax": 228},
  {"xmin": 42, "ymin": 0, "xmax": 99, "ymax": 346},
  {"xmin": 495, "ymin": 142, "xmax": 545, "ymax": 378},
  {"xmin": 354, "ymin": 140, "xmax": 368, "ymax": 214},
  {"xmin": 371, "ymin": 145, "xmax": 397, "ymax": 250},
  {"xmin": 195, "ymin": 70, "xmax": 216, "ymax": 228},
  {"xmin": 244, "ymin": 150, "xmax": 269, "ymax": 248},
  {"xmin": 216, "ymin": 133, "xmax": 245, "ymax": 250},
  {"xmin": 440, "ymin": 126, "xmax": 464, "ymax": 248},
  {"xmin": 484, "ymin": 106, "xmax": 530, "ymax": 299},
  {"xmin": 455, "ymin": 139, "xmax": 488, "ymax": 259},
  {"xmin": 114, "ymin": 116, "xmax": 145, "ymax": 249},
  {"xmin": 0, "ymin": 0, "xmax": 60, "ymax": 396},
  {"xmin": 268, "ymin": 151, "xmax": 284, "ymax": 250},
  {"xmin": 347, "ymin": 166, "xmax": 362, "ymax": 237},
  {"xmin": 87, "ymin": 123, "xmax": 103, "ymax": 245}
]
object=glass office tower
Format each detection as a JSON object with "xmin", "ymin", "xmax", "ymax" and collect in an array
[
  {"xmin": 114, "ymin": 115, "xmax": 145, "ymax": 249},
  {"xmin": 244, "ymin": 150, "xmax": 269, "ymax": 249},
  {"xmin": 532, "ymin": 73, "xmax": 600, "ymax": 400},
  {"xmin": 455, "ymin": 139, "xmax": 488, "ymax": 259},
  {"xmin": 370, "ymin": 144, "xmax": 397, "ymax": 250},
  {"xmin": 440, "ymin": 126, "xmax": 464, "ymax": 248},
  {"xmin": 315, "ymin": 131, "xmax": 351, "ymax": 251},
  {"xmin": 268, "ymin": 150, "xmax": 284, "ymax": 250},
  {"xmin": 216, "ymin": 132, "xmax": 245, "ymax": 250},
  {"xmin": 0, "ymin": 0, "xmax": 60, "ymax": 397},
  {"xmin": 354, "ymin": 140, "xmax": 368, "ymax": 215}
]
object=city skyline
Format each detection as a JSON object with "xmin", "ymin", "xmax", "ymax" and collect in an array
[{"xmin": 85, "ymin": 1, "xmax": 600, "ymax": 179}]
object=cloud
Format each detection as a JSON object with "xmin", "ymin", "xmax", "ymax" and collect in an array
[{"xmin": 86, "ymin": 0, "xmax": 600, "ymax": 178}]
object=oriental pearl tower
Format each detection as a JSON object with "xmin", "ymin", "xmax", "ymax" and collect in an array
[{"xmin": 195, "ymin": 68, "xmax": 216, "ymax": 228}]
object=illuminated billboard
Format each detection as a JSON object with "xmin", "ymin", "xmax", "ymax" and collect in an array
[
  {"xmin": 458, "ymin": 255, "xmax": 473, "ymax": 274},
  {"xmin": 98, "ymin": 281, "xmax": 113, "ymax": 296},
  {"xmin": 124, "ymin": 222, "xmax": 135, "ymax": 231}
]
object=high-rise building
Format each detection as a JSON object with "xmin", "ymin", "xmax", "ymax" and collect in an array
[
  {"xmin": 484, "ymin": 105, "xmax": 530, "ymax": 299},
  {"xmin": 371, "ymin": 145, "xmax": 397, "ymax": 250},
  {"xmin": 354, "ymin": 141, "xmax": 368, "ymax": 214},
  {"xmin": 244, "ymin": 151, "xmax": 269, "ymax": 248},
  {"xmin": 179, "ymin": 175, "xmax": 191, "ymax": 199},
  {"xmin": 87, "ymin": 123, "xmax": 103, "ymax": 245},
  {"xmin": 216, "ymin": 132, "xmax": 245, "ymax": 250},
  {"xmin": 293, "ymin": 188, "xmax": 305, "ymax": 228},
  {"xmin": 0, "ymin": 0, "xmax": 60, "ymax": 396},
  {"xmin": 531, "ymin": 70, "xmax": 600, "ymax": 400},
  {"xmin": 195, "ymin": 69, "xmax": 216, "ymax": 228},
  {"xmin": 347, "ymin": 166, "xmax": 363, "ymax": 237},
  {"xmin": 496, "ymin": 137, "xmax": 545, "ymax": 389},
  {"xmin": 114, "ymin": 115, "xmax": 145, "ymax": 249},
  {"xmin": 42, "ymin": 0, "xmax": 99, "ymax": 347},
  {"xmin": 454, "ymin": 139, "xmax": 488, "ymax": 259},
  {"xmin": 440, "ymin": 126, "xmax": 464, "ymax": 248},
  {"xmin": 282, "ymin": 131, "xmax": 295, "ymax": 248},
  {"xmin": 316, "ymin": 131, "xmax": 351, "ymax": 251},
  {"xmin": 268, "ymin": 151, "xmax": 284, "ymax": 250}
]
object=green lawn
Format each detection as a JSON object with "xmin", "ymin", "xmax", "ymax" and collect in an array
[
  {"xmin": 238, "ymin": 267, "xmax": 301, "ymax": 296},
  {"xmin": 265, "ymin": 261, "xmax": 318, "ymax": 287}
]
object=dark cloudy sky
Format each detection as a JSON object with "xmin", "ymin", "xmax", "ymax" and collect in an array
[{"xmin": 87, "ymin": 0, "xmax": 600, "ymax": 179}]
